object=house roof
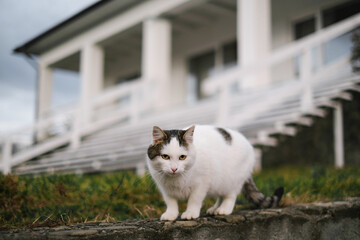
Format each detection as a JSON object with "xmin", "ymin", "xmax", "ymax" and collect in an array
[{"xmin": 14, "ymin": 0, "xmax": 146, "ymax": 56}]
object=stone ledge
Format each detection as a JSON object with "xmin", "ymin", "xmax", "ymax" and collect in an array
[{"xmin": 1, "ymin": 198, "xmax": 359, "ymax": 240}]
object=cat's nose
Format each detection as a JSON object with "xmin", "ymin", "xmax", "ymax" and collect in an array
[{"xmin": 171, "ymin": 168, "xmax": 177, "ymax": 173}]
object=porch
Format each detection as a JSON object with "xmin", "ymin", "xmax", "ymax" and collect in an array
[{"xmin": 2, "ymin": 0, "xmax": 360, "ymax": 174}]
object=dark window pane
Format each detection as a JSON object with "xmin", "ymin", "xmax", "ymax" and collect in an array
[
  {"xmin": 116, "ymin": 72, "xmax": 141, "ymax": 85},
  {"xmin": 223, "ymin": 40, "xmax": 237, "ymax": 66},
  {"xmin": 322, "ymin": 0, "xmax": 360, "ymax": 28},
  {"xmin": 293, "ymin": 17, "xmax": 316, "ymax": 40},
  {"xmin": 189, "ymin": 50, "xmax": 215, "ymax": 99}
]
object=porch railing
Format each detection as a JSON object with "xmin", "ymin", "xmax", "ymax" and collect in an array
[
  {"xmin": 204, "ymin": 12, "xmax": 360, "ymax": 126},
  {"xmin": 0, "ymin": 78, "xmax": 149, "ymax": 174}
]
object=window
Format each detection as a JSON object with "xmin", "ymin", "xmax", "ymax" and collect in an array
[
  {"xmin": 292, "ymin": 16, "xmax": 317, "ymax": 77},
  {"xmin": 322, "ymin": 0, "xmax": 360, "ymax": 28},
  {"xmin": 292, "ymin": 0, "xmax": 360, "ymax": 40},
  {"xmin": 322, "ymin": 0, "xmax": 360, "ymax": 64},
  {"xmin": 292, "ymin": 1, "xmax": 360, "ymax": 75},
  {"xmin": 188, "ymin": 40, "xmax": 238, "ymax": 100},
  {"xmin": 188, "ymin": 50, "xmax": 215, "ymax": 100},
  {"xmin": 116, "ymin": 72, "xmax": 141, "ymax": 85},
  {"xmin": 223, "ymin": 40, "xmax": 238, "ymax": 67},
  {"xmin": 293, "ymin": 16, "xmax": 316, "ymax": 40}
]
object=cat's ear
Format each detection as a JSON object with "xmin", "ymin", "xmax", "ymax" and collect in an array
[
  {"xmin": 153, "ymin": 126, "xmax": 166, "ymax": 144},
  {"xmin": 183, "ymin": 125, "xmax": 195, "ymax": 144}
]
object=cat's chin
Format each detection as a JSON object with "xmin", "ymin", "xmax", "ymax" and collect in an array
[{"xmin": 164, "ymin": 172, "xmax": 182, "ymax": 177}]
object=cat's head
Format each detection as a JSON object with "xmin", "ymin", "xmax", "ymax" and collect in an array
[{"xmin": 147, "ymin": 125, "xmax": 196, "ymax": 176}]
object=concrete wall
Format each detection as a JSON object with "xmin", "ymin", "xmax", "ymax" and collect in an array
[{"xmin": 2, "ymin": 198, "xmax": 359, "ymax": 239}]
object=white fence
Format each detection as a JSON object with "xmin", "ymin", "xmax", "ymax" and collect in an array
[{"xmin": 0, "ymin": 78, "xmax": 149, "ymax": 174}]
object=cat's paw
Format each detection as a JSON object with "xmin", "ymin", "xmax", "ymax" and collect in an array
[
  {"xmin": 206, "ymin": 206, "xmax": 217, "ymax": 215},
  {"xmin": 181, "ymin": 210, "xmax": 200, "ymax": 220},
  {"xmin": 160, "ymin": 211, "xmax": 178, "ymax": 221},
  {"xmin": 214, "ymin": 207, "xmax": 233, "ymax": 215}
]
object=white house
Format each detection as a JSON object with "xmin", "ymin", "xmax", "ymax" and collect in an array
[{"xmin": 2, "ymin": 0, "xmax": 360, "ymax": 174}]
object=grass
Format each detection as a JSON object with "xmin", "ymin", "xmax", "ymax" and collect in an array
[{"xmin": 0, "ymin": 166, "xmax": 359, "ymax": 229}]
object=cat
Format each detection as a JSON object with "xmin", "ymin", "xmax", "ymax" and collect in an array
[{"xmin": 146, "ymin": 125, "xmax": 284, "ymax": 221}]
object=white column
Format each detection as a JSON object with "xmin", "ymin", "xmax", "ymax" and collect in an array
[
  {"xmin": 334, "ymin": 102, "xmax": 344, "ymax": 168},
  {"xmin": 217, "ymin": 84, "xmax": 230, "ymax": 124},
  {"xmin": 37, "ymin": 63, "xmax": 53, "ymax": 120},
  {"xmin": 237, "ymin": 0, "xmax": 271, "ymax": 89},
  {"xmin": 71, "ymin": 44, "xmax": 103, "ymax": 149},
  {"xmin": 136, "ymin": 162, "xmax": 146, "ymax": 176},
  {"xmin": 1, "ymin": 138, "xmax": 12, "ymax": 174},
  {"xmin": 70, "ymin": 107, "xmax": 82, "ymax": 149},
  {"xmin": 79, "ymin": 44, "xmax": 104, "ymax": 126},
  {"xmin": 142, "ymin": 18, "xmax": 172, "ymax": 110},
  {"xmin": 300, "ymin": 48, "xmax": 314, "ymax": 111},
  {"xmin": 36, "ymin": 63, "xmax": 53, "ymax": 141},
  {"xmin": 254, "ymin": 148, "xmax": 262, "ymax": 172}
]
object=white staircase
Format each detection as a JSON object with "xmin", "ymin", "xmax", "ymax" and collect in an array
[{"xmin": 12, "ymin": 74, "xmax": 360, "ymax": 175}]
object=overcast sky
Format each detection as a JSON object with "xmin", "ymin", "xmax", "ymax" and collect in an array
[{"xmin": 0, "ymin": 0, "xmax": 97, "ymax": 135}]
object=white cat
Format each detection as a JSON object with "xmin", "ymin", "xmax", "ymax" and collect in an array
[{"xmin": 146, "ymin": 125, "xmax": 283, "ymax": 221}]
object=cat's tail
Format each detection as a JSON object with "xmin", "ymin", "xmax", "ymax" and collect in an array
[{"xmin": 241, "ymin": 177, "xmax": 284, "ymax": 208}]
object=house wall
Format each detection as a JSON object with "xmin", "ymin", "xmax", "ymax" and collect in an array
[
  {"xmin": 103, "ymin": 52, "xmax": 141, "ymax": 89},
  {"xmin": 171, "ymin": 15, "xmax": 237, "ymax": 105}
]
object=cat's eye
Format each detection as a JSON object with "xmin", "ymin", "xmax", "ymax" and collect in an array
[
  {"xmin": 179, "ymin": 155, "xmax": 187, "ymax": 160},
  {"xmin": 161, "ymin": 154, "xmax": 170, "ymax": 160}
]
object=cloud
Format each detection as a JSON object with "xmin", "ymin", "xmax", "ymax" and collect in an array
[
  {"xmin": 0, "ymin": 0, "xmax": 97, "ymax": 136},
  {"xmin": 0, "ymin": 82, "xmax": 35, "ymax": 134}
]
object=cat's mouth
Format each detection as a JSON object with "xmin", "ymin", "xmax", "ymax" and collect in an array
[{"xmin": 165, "ymin": 171, "xmax": 180, "ymax": 177}]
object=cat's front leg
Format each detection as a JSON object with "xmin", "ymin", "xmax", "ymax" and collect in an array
[
  {"xmin": 181, "ymin": 187, "xmax": 207, "ymax": 220},
  {"xmin": 161, "ymin": 195, "xmax": 179, "ymax": 221}
]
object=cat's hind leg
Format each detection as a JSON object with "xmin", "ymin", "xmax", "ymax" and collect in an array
[
  {"xmin": 214, "ymin": 193, "xmax": 237, "ymax": 215},
  {"xmin": 206, "ymin": 197, "xmax": 223, "ymax": 215}
]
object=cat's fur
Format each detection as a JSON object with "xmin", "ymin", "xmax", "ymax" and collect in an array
[{"xmin": 146, "ymin": 125, "xmax": 284, "ymax": 221}]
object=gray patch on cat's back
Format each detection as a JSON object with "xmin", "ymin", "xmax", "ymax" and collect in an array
[{"xmin": 217, "ymin": 128, "xmax": 232, "ymax": 145}]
